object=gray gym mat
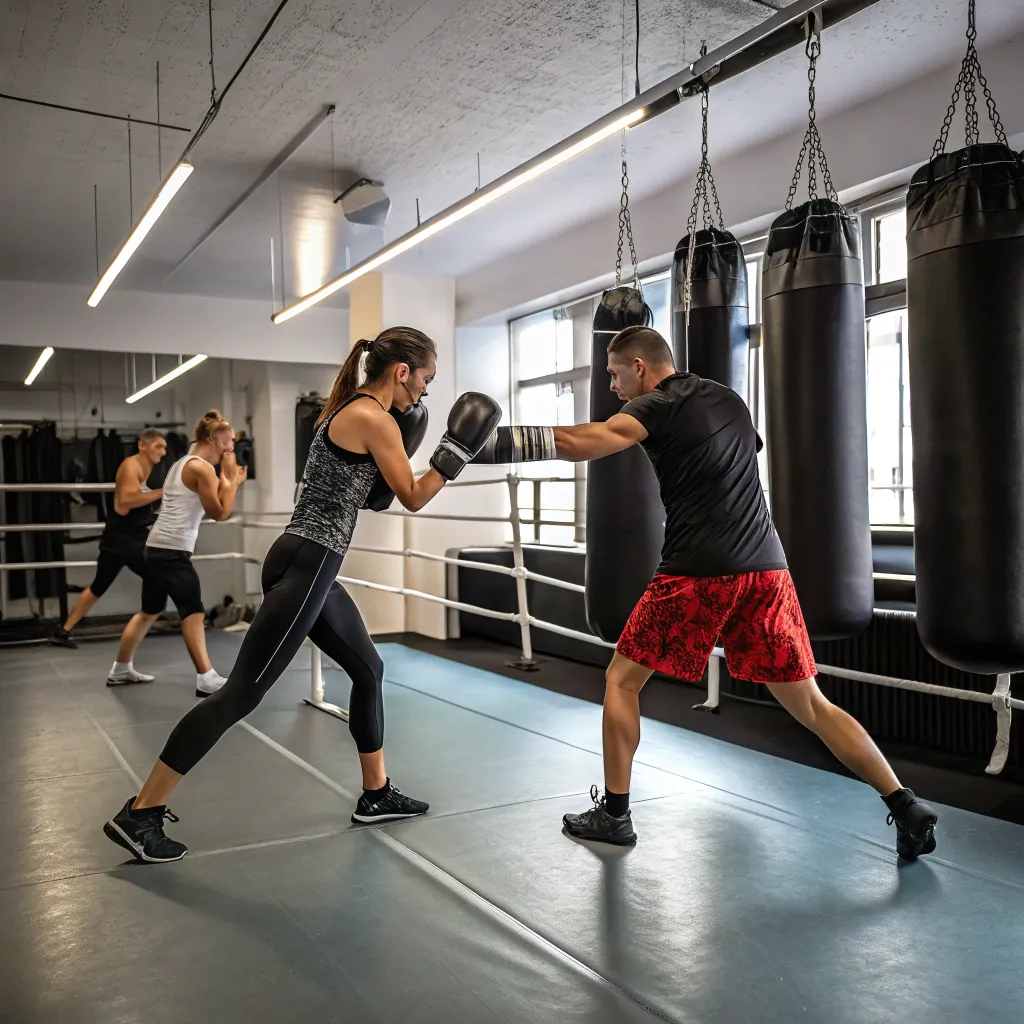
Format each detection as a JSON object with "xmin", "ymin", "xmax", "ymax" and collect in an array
[{"xmin": 0, "ymin": 633, "xmax": 1019, "ymax": 1023}]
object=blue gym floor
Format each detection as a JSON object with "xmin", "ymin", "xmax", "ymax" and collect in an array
[{"xmin": 1, "ymin": 632, "xmax": 1022, "ymax": 1022}]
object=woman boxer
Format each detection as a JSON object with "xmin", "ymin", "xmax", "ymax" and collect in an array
[{"xmin": 104, "ymin": 326, "xmax": 500, "ymax": 863}]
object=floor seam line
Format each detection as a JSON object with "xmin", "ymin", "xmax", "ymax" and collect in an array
[{"xmin": 236, "ymin": 718, "xmax": 672, "ymax": 1023}]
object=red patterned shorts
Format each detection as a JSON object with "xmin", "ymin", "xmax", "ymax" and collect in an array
[{"xmin": 616, "ymin": 569, "xmax": 816, "ymax": 684}]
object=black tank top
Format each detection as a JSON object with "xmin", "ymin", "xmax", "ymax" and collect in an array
[
  {"xmin": 102, "ymin": 470, "xmax": 158, "ymax": 542},
  {"xmin": 285, "ymin": 393, "xmax": 381, "ymax": 556}
]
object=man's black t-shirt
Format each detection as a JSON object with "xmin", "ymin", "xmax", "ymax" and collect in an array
[{"xmin": 621, "ymin": 373, "xmax": 786, "ymax": 577}]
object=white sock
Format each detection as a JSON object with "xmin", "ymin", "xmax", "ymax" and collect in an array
[
  {"xmin": 112, "ymin": 661, "xmax": 132, "ymax": 674},
  {"xmin": 197, "ymin": 668, "xmax": 218, "ymax": 682}
]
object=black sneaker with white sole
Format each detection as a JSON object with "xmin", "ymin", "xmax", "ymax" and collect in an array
[
  {"xmin": 50, "ymin": 627, "xmax": 78, "ymax": 649},
  {"xmin": 351, "ymin": 782, "xmax": 429, "ymax": 824},
  {"xmin": 563, "ymin": 785, "xmax": 638, "ymax": 846},
  {"xmin": 883, "ymin": 788, "xmax": 938, "ymax": 861},
  {"xmin": 103, "ymin": 798, "xmax": 188, "ymax": 863}
]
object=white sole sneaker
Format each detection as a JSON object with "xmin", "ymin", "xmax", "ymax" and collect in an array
[
  {"xmin": 106, "ymin": 672, "xmax": 155, "ymax": 686},
  {"xmin": 195, "ymin": 674, "xmax": 228, "ymax": 698}
]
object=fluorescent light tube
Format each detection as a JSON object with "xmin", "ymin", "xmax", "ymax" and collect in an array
[
  {"xmin": 272, "ymin": 108, "xmax": 646, "ymax": 324},
  {"xmin": 125, "ymin": 353, "xmax": 208, "ymax": 404},
  {"xmin": 88, "ymin": 162, "xmax": 194, "ymax": 307},
  {"xmin": 24, "ymin": 346, "xmax": 54, "ymax": 385}
]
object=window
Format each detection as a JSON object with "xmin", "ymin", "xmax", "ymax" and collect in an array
[
  {"xmin": 863, "ymin": 201, "xmax": 911, "ymax": 525},
  {"xmin": 511, "ymin": 301, "xmax": 593, "ymax": 546},
  {"xmin": 507, "ymin": 196, "xmax": 915, "ymax": 545}
]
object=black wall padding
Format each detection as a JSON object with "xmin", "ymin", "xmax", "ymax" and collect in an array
[
  {"xmin": 762, "ymin": 199, "xmax": 873, "ymax": 639},
  {"xmin": 585, "ymin": 287, "xmax": 664, "ymax": 643},
  {"xmin": 907, "ymin": 143, "xmax": 1024, "ymax": 674},
  {"xmin": 295, "ymin": 397, "xmax": 324, "ymax": 483},
  {"xmin": 456, "ymin": 548, "xmax": 609, "ymax": 670},
  {"xmin": 671, "ymin": 228, "xmax": 749, "ymax": 395}
]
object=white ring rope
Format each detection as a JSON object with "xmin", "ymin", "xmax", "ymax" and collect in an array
[{"xmin": 0, "ymin": 476, "xmax": 1014, "ymax": 773}]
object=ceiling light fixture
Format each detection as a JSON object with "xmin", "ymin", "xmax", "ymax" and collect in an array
[
  {"xmin": 88, "ymin": 162, "xmax": 194, "ymax": 307},
  {"xmin": 125, "ymin": 353, "xmax": 208, "ymax": 404},
  {"xmin": 272, "ymin": 108, "xmax": 647, "ymax": 324},
  {"xmin": 86, "ymin": 0, "xmax": 297, "ymax": 307},
  {"xmin": 271, "ymin": 0, "xmax": 886, "ymax": 325},
  {"xmin": 24, "ymin": 347, "xmax": 55, "ymax": 386}
]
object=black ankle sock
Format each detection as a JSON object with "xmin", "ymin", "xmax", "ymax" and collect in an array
[
  {"xmin": 605, "ymin": 789, "xmax": 629, "ymax": 818},
  {"xmin": 364, "ymin": 779, "xmax": 391, "ymax": 800},
  {"xmin": 883, "ymin": 788, "xmax": 912, "ymax": 811}
]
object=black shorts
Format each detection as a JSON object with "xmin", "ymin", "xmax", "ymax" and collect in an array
[
  {"xmin": 144, "ymin": 547, "xmax": 205, "ymax": 619},
  {"xmin": 91, "ymin": 534, "xmax": 168, "ymax": 616}
]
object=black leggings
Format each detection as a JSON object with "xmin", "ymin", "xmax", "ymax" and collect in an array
[{"xmin": 159, "ymin": 533, "xmax": 384, "ymax": 775}]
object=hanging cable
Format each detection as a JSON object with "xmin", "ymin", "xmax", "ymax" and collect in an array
[
  {"xmin": 127, "ymin": 115, "xmax": 134, "ymax": 222},
  {"xmin": 207, "ymin": 0, "xmax": 218, "ymax": 104},
  {"xmin": 634, "ymin": 0, "xmax": 641, "ymax": 98},
  {"xmin": 183, "ymin": 0, "xmax": 294, "ymax": 160}
]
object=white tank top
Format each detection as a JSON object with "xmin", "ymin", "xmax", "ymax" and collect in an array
[{"xmin": 146, "ymin": 455, "xmax": 208, "ymax": 553}]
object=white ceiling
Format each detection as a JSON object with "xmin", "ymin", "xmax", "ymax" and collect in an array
[{"xmin": 2, "ymin": 0, "xmax": 1024, "ymax": 310}]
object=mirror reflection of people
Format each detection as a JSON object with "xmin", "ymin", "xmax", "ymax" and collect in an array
[
  {"xmin": 108, "ymin": 411, "xmax": 246, "ymax": 694},
  {"xmin": 51, "ymin": 430, "xmax": 166, "ymax": 683}
]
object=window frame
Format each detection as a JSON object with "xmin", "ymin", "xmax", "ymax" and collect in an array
[{"xmin": 507, "ymin": 191, "xmax": 918, "ymax": 540}]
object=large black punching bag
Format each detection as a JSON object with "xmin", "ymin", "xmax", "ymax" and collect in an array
[
  {"xmin": 762, "ymin": 199, "xmax": 873, "ymax": 639},
  {"xmin": 907, "ymin": 138, "xmax": 1024, "ymax": 667},
  {"xmin": 585, "ymin": 287, "xmax": 665, "ymax": 642},
  {"xmin": 671, "ymin": 228, "xmax": 749, "ymax": 395}
]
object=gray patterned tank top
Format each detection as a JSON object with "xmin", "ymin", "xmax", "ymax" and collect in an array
[{"xmin": 285, "ymin": 394, "xmax": 380, "ymax": 556}]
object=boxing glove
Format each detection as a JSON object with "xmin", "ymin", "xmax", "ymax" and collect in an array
[
  {"xmin": 364, "ymin": 403, "xmax": 429, "ymax": 511},
  {"xmin": 430, "ymin": 393, "xmax": 502, "ymax": 481},
  {"xmin": 472, "ymin": 425, "xmax": 557, "ymax": 464}
]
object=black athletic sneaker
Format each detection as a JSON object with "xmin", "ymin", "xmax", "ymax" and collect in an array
[
  {"xmin": 49, "ymin": 627, "xmax": 78, "ymax": 649},
  {"xmin": 351, "ymin": 782, "xmax": 429, "ymax": 823},
  {"xmin": 563, "ymin": 785, "xmax": 638, "ymax": 846},
  {"xmin": 883, "ymin": 788, "xmax": 938, "ymax": 861},
  {"xmin": 103, "ymin": 798, "xmax": 188, "ymax": 863}
]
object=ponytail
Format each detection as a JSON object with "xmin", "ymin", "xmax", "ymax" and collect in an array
[{"xmin": 316, "ymin": 327, "xmax": 436, "ymax": 427}]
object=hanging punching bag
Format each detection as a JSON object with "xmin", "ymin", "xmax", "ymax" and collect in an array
[
  {"xmin": 762, "ymin": 200, "xmax": 873, "ymax": 640},
  {"xmin": 585, "ymin": 287, "xmax": 665, "ymax": 642},
  {"xmin": 906, "ymin": 11, "xmax": 1024, "ymax": 672},
  {"xmin": 671, "ymin": 228, "xmax": 749, "ymax": 395}
]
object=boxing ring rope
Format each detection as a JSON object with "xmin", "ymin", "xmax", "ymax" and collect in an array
[{"xmin": 0, "ymin": 479, "xmax": 1018, "ymax": 774}]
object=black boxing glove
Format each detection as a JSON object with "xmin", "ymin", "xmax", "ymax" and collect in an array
[
  {"xmin": 429, "ymin": 393, "xmax": 502, "ymax": 481},
  {"xmin": 364, "ymin": 403, "xmax": 429, "ymax": 511},
  {"xmin": 472, "ymin": 425, "xmax": 557, "ymax": 464}
]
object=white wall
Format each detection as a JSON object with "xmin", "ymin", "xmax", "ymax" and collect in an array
[
  {"xmin": 455, "ymin": 35, "xmax": 1024, "ymax": 326},
  {"xmin": 0, "ymin": 281, "xmax": 348, "ymax": 364}
]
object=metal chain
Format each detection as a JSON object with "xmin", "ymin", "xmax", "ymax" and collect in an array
[
  {"xmin": 615, "ymin": 158, "xmax": 641, "ymax": 291},
  {"xmin": 686, "ymin": 83, "xmax": 725, "ymax": 237},
  {"xmin": 933, "ymin": 0, "xmax": 1008, "ymax": 157},
  {"xmin": 786, "ymin": 34, "xmax": 837, "ymax": 210}
]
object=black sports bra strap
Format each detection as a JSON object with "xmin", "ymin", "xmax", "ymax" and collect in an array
[{"xmin": 337, "ymin": 392, "xmax": 387, "ymax": 414}]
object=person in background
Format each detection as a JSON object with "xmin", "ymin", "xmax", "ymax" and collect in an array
[
  {"xmin": 106, "ymin": 411, "xmax": 246, "ymax": 694},
  {"xmin": 51, "ymin": 430, "xmax": 167, "ymax": 683}
]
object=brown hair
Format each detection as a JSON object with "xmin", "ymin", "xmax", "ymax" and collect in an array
[
  {"xmin": 316, "ymin": 326, "xmax": 436, "ymax": 427},
  {"xmin": 193, "ymin": 409, "xmax": 233, "ymax": 444},
  {"xmin": 137, "ymin": 428, "xmax": 164, "ymax": 444},
  {"xmin": 607, "ymin": 325, "xmax": 675, "ymax": 367}
]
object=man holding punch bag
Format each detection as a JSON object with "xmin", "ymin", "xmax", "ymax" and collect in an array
[{"xmin": 475, "ymin": 324, "xmax": 938, "ymax": 862}]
